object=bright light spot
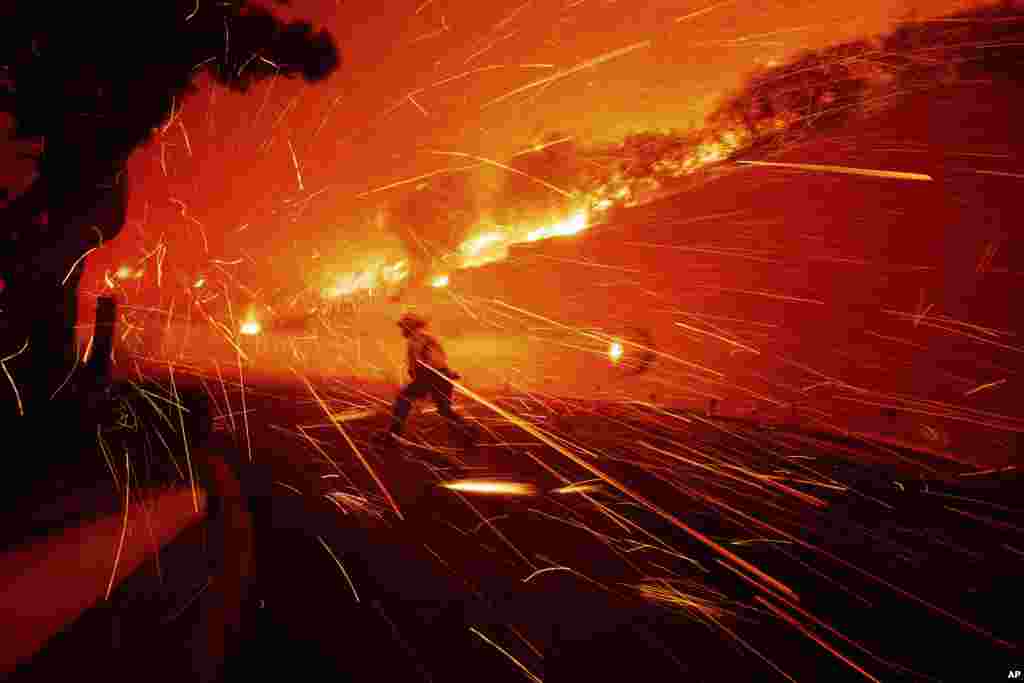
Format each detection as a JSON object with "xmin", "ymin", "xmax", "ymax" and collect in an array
[
  {"xmin": 193, "ymin": 277, "xmax": 205, "ymax": 289},
  {"xmin": 525, "ymin": 211, "xmax": 588, "ymax": 242},
  {"xmin": 240, "ymin": 320, "xmax": 261, "ymax": 336},
  {"xmin": 116, "ymin": 265, "xmax": 141, "ymax": 280},
  {"xmin": 431, "ymin": 274, "xmax": 450, "ymax": 288},
  {"xmin": 457, "ymin": 231, "xmax": 511, "ymax": 269},
  {"xmin": 609, "ymin": 341, "xmax": 624, "ymax": 363},
  {"xmin": 321, "ymin": 259, "xmax": 408, "ymax": 301},
  {"xmin": 460, "ymin": 231, "xmax": 507, "ymax": 257},
  {"xmin": 440, "ymin": 480, "xmax": 537, "ymax": 495},
  {"xmin": 381, "ymin": 259, "xmax": 409, "ymax": 284}
]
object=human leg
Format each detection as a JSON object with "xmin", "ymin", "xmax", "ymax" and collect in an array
[
  {"xmin": 430, "ymin": 377, "xmax": 475, "ymax": 444},
  {"xmin": 389, "ymin": 379, "xmax": 429, "ymax": 436}
]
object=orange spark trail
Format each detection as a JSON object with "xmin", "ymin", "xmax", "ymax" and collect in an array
[
  {"xmin": 757, "ymin": 597, "xmax": 882, "ymax": 683},
  {"xmin": 481, "ymin": 40, "xmax": 652, "ymax": 109},
  {"xmin": 738, "ymin": 160, "xmax": 934, "ymax": 181},
  {"xmin": 469, "ymin": 627, "xmax": 544, "ymax": 683},
  {"xmin": 429, "ymin": 150, "xmax": 572, "ymax": 198},
  {"xmin": 485, "ymin": 299, "xmax": 726, "ymax": 378},
  {"xmin": 287, "ymin": 138, "xmax": 305, "ymax": 191},
  {"xmin": 697, "ymin": 483, "xmax": 1017, "ymax": 649},
  {"xmin": 435, "ymin": 368, "xmax": 799, "ymax": 602},
  {"xmin": 169, "ymin": 365, "xmax": 200, "ymax": 513},
  {"xmin": 675, "ymin": 0, "xmax": 737, "ymax": 23},
  {"xmin": 300, "ymin": 374, "xmax": 404, "ymax": 520},
  {"xmin": 316, "ymin": 535, "xmax": 360, "ymax": 603},
  {"xmin": 105, "ymin": 452, "xmax": 131, "ymax": 601},
  {"xmin": 0, "ymin": 339, "xmax": 29, "ymax": 417}
]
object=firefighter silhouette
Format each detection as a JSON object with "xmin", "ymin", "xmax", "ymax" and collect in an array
[{"xmin": 379, "ymin": 312, "xmax": 476, "ymax": 446}]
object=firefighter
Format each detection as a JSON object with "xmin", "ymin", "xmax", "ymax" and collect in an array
[{"xmin": 377, "ymin": 312, "xmax": 476, "ymax": 446}]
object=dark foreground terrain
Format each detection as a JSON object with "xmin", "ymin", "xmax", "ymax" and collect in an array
[{"xmin": 3, "ymin": 370, "xmax": 1019, "ymax": 682}]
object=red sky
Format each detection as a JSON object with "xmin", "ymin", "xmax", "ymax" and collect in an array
[{"xmin": 2, "ymin": 0, "xmax": 986, "ymax": 304}]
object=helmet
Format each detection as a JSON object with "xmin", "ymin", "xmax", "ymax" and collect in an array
[{"xmin": 397, "ymin": 312, "xmax": 428, "ymax": 332}]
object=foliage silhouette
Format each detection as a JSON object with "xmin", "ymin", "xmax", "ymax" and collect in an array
[{"xmin": 1, "ymin": 1, "xmax": 340, "ymax": 416}]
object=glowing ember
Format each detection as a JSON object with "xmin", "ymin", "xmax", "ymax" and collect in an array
[
  {"xmin": 115, "ymin": 265, "xmax": 142, "ymax": 280},
  {"xmin": 431, "ymin": 274, "xmax": 450, "ymax": 288},
  {"xmin": 239, "ymin": 320, "xmax": 262, "ymax": 336},
  {"xmin": 553, "ymin": 482, "xmax": 603, "ymax": 494},
  {"xmin": 440, "ymin": 480, "xmax": 538, "ymax": 495},
  {"xmin": 609, "ymin": 341, "xmax": 624, "ymax": 363}
]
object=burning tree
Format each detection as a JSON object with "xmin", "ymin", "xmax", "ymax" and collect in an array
[
  {"xmin": 0, "ymin": 1, "xmax": 339, "ymax": 417},
  {"xmin": 709, "ymin": 2, "xmax": 1024, "ymax": 153}
]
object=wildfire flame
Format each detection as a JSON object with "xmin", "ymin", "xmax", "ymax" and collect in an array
[
  {"xmin": 321, "ymin": 258, "xmax": 409, "ymax": 300},
  {"xmin": 609, "ymin": 341, "xmax": 624, "ymax": 363},
  {"xmin": 240, "ymin": 320, "xmax": 262, "ymax": 336},
  {"xmin": 525, "ymin": 210, "xmax": 587, "ymax": 242},
  {"xmin": 313, "ymin": 122, "xmax": 755, "ymax": 306}
]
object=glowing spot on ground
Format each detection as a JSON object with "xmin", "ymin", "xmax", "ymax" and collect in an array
[
  {"xmin": 440, "ymin": 479, "xmax": 538, "ymax": 495},
  {"xmin": 609, "ymin": 341, "xmax": 624, "ymax": 363},
  {"xmin": 240, "ymin": 320, "xmax": 261, "ymax": 336},
  {"xmin": 432, "ymin": 274, "xmax": 450, "ymax": 288}
]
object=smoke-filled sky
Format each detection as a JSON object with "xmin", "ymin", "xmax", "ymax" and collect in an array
[{"xmin": 2, "ymin": 0, "xmax": 986, "ymax": 295}]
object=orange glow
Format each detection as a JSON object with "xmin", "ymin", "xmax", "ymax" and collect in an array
[
  {"xmin": 431, "ymin": 274, "xmax": 450, "ymax": 288},
  {"xmin": 321, "ymin": 258, "xmax": 408, "ymax": 300},
  {"xmin": 525, "ymin": 210, "xmax": 587, "ymax": 242},
  {"xmin": 460, "ymin": 231, "xmax": 507, "ymax": 256},
  {"xmin": 239, "ymin": 320, "xmax": 261, "ymax": 336},
  {"xmin": 553, "ymin": 482, "xmax": 602, "ymax": 494},
  {"xmin": 115, "ymin": 265, "xmax": 142, "ymax": 281},
  {"xmin": 609, "ymin": 341, "xmax": 624, "ymax": 363},
  {"xmin": 440, "ymin": 479, "xmax": 538, "ymax": 495}
]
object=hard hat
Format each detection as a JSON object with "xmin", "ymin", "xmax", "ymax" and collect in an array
[{"xmin": 397, "ymin": 312, "xmax": 428, "ymax": 331}]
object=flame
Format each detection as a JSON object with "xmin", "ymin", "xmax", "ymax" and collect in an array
[
  {"xmin": 311, "ymin": 123, "xmax": 758, "ymax": 305},
  {"xmin": 321, "ymin": 258, "xmax": 408, "ymax": 300},
  {"xmin": 609, "ymin": 341, "xmax": 624, "ymax": 363},
  {"xmin": 240, "ymin": 320, "xmax": 262, "ymax": 336},
  {"xmin": 525, "ymin": 210, "xmax": 587, "ymax": 242},
  {"xmin": 440, "ymin": 479, "xmax": 538, "ymax": 495}
]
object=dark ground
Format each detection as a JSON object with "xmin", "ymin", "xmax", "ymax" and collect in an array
[{"xmin": 3, "ymin": 371, "xmax": 1020, "ymax": 682}]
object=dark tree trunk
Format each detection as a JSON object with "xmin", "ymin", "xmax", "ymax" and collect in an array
[{"xmin": 1, "ymin": 156, "xmax": 128, "ymax": 418}]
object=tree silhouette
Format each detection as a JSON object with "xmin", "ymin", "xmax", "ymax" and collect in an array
[{"xmin": 0, "ymin": 1, "xmax": 340, "ymax": 417}]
